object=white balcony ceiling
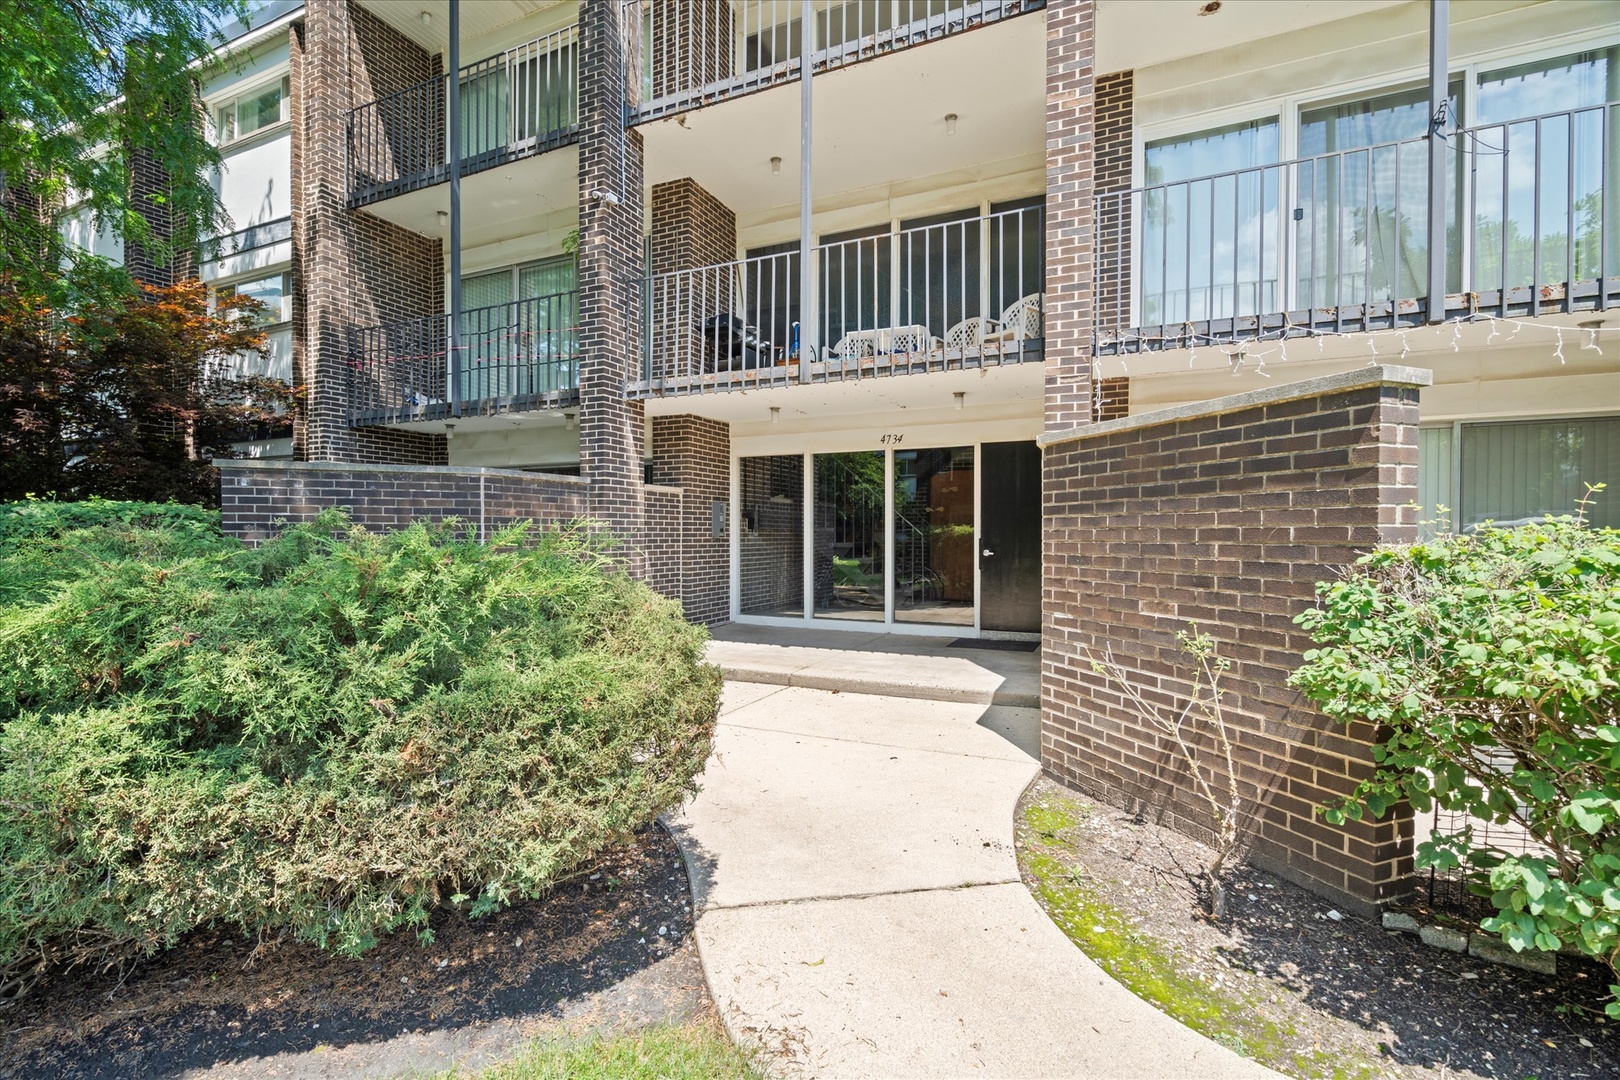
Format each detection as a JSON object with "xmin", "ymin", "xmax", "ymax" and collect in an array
[
  {"xmin": 1096, "ymin": 0, "xmax": 1407, "ymax": 74},
  {"xmin": 357, "ymin": 0, "xmax": 571, "ymax": 55},
  {"xmin": 640, "ymin": 13, "xmax": 1044, "ymax": 222},
  {"xmin": 359, "ymin": 146, "xmax": 579, "ymax": 251}
]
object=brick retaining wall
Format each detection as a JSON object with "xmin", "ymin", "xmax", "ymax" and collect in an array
[{"xmin": 1039, "ymin": 365, "xmax": 1431, "ymax": 912}]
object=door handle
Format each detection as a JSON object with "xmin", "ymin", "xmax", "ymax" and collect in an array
[{"xmin": 982, "ymin": 548, "xmax": 994, "ymax": 557}]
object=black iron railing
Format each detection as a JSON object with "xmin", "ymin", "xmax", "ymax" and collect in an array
[
  {"xmin": 1094, "ymin": 102, "xmax": 1619, "ymax": 354},
  {"xmin": 349, "ymin": 291, "xmax": 579, "ymax": 425},
  {"xmin": 346, "ymin": 25, "xmax": 579, "ymax": 205}
]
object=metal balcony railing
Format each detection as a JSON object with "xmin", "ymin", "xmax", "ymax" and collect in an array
[
  {"xmin": 346, "ymin": 26, "xmax": 579, "ymax": 206},
  {"xmin": 634, "ymin": 0, "xmax": 1043, "ymax": 122},
  {"xmin": 636, "ymin": 204, "xmax": 1043, "ymax": 395},
  {"xmin": 1094, "ymin": 102, "xmax": 1620, "ymax": 355},
  {"xmin": 348, "ymin": 291, "xmax": 580, "ymax": 425}
]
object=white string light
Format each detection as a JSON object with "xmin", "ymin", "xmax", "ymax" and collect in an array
[{"xmin": 1092, "ymin": 310, "xmax": 1610, "ymax": 378}]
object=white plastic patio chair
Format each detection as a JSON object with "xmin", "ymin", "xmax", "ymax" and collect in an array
[
  {"xmin": 944, "ymin": 316, "xmax": 995, "ymax": 355},
  {"xmin": 998, "ymin": 293, "xmax": 1044, "ymax": 342}
]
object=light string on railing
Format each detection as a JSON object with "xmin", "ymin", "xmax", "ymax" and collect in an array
[{"xmin": 1098, "ymin": 309, "xmax": 1607, "ymax": 380}]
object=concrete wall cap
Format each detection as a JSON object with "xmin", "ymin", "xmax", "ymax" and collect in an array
[
  {"xmin": 215, "ymin": 458, "xmax": 592, "ymax": 485},
  {"xmin": 1037, "ymin": 364, "xmax": 1434, "ymax": 449}
]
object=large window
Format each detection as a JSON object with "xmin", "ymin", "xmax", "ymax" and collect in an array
[
  {"xmin": 215, "ymin": 78, "xmax": 288, "ymax": 144},
  {"xmin": 214, "ymin": 271, "xmax": 291, "ymax": 326},
  {"xmin": 1472, "ymin": 47, "xmax": 1620, "ymax": 293},
  {"xmin": 740, "ymin": 455, "xmax": 805, "ymax": 617},
  {"xmin": 821, "ymin": 224, "xmax": 891, "ymax": 349},
  {"xmin": 1141, "ymin": 118, "xmax": 1280, "ymax": 325},
  {"xmin": 459, "ymin": 255, "xmax": 578, "ymax": 399},
  {"xmin": 899, "ymin": 208, "xmax": 981, "ymax": 340},
  {"xmin": 1419, "ymin": 416, "xmax": 1620, "ymax": 534}
]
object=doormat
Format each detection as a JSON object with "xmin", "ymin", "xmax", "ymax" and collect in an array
[{"xmin": 947, "ymin": 638, "xmax": 1039, "ymax": 652}]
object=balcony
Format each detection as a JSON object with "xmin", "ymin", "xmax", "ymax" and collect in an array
[
  {"xmin": 634, "ymin": 203, "xmax": 1042, "ymax": 398},
  {"xmin": 345, "ymin": 24, "xmax": 578, "ymax": 207},
  {"xmin": 634, "ymin": 0, "xmax": 1043, "ymax": 123},
  {"xmin": 1094, "ymin": 102, "xmax": 1620, "ymax": 357},
  {"xmin": 348, "ymin": 291, "xmax": 579, "ymax": 426}
]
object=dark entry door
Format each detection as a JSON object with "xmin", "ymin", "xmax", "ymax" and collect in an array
[{"xmin": 980, "ymin": 440, "xmax": 1041, "ymax": 633}]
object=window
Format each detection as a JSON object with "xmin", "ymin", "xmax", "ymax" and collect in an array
[
  {"xmin": 1141, "ymin": 118, "xmax": 1280, "ymax": 325},
  {"xmin": 1418, "ymin": 416, "xmax": 1620, "ymax": 534},
  {"xmin": 458, "ymin": 255, "xmax": 578, "ymax": 399},
  {"xmin": 744, "ymin": 241, "xmax": 800, "ymax": 357},
  {"xmin": 215, "ymin": 271, "xmax": 290, "ymax": 326},
  {"xmin": 216, "ymin": 77, "xmax": 288, "ymax": 144},
  {"xmin": 822, "ymin": 223, "xmax": 891, "ymax": 347},
  {"xmin": 1472, "ymin": 47, "xmax": 1620, "ymax": 293},
  {"xmin": 899, "ymin": 208, "xmax": 980, "ymax": 339}
]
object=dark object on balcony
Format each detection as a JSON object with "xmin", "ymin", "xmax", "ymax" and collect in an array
[{"xmin": 703, "ymin": 314, "xmax": 774, "ymax": 372}]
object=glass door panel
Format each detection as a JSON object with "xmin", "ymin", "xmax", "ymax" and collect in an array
[
  {"xmin": 518, "ymin": 256, "xmax": 578, "ymax": 394},
  {"xmin": 740, "ymin": 455, "xmax": 804, "ymax": 617},
  {"xmin": 812, "ymin": 452, "xmax": 887, "ymax": 621},
  {"xmin": 894, "ymin": 446, "xmax": 974, "ymax": 627}
]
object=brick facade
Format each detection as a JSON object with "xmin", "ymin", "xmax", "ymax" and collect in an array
[
  {"xmin": 650, "ymin": 414, "xmax": 732, "ymax": 624},
  {"xmin": 1044, "ymin": 0, "xmax": 1096, "ymax": 431},
  {"xmin": 293, "ymin": 3, "xmax": 446, "ymax": 465},
  {"xmin": 643, "ymin": 484, "xmax": 685, "ymax": 602},
  {"xmin": 649, "ymin": 177, "xmax": 738, "ymax": 374},
  {"xmin": 647, "ymin": 0, "xmax": 734, "ymax": 103},
  {"xmin": 1093, "ymin": 69, "xmax": 1132, "ymax": 336},
  {"xmin": 1039, "ymin": 366, "xmax": 1431, "ymax": 913},
  {"xmin": 1093, "ymin": 375, "xmax": 1129, "ymax": 421},
  {"xmin": 218, "ymin": 460, "xmax": 588, "ymax": 544},
  {"xmin": 577, "ymin": 0, "xmax": 648, "ymax": 567}
]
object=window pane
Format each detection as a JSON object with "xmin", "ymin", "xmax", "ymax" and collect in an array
[
  {"xmin": 988, "ymin": 198, "xmax": 1043, "ymax": 325},
  {"xmin": 1416, "ymin": 426, "xmax": 1455, "ymax": 538},
  {"xmin": 460, "ymin": 65, "xmax": 511, "ymax": 158},
  {"xmin": 813, "ymin": 452, "xmax": 886, "ymax": 621},
  {"xmin": 221, "ymin": 273, "xmax": 287, "ymax": 325},
  {"xmin": 1460, "ymin": 417, "xmax": 1620, "ymax": 531},
  {"xmin": 740, "ymin": 455, "xmax": 804, "ymax": 617},
  {"xmin": 895, "ymin": 446, "xmax": 974, "ymax": 626},
  {"xmin": 515, "ymin": 41, "xmax": 577, "ymax": 140},
  {"xmin": 1297, "ymin": 84, "xmax": 1461, "ymax": 307},
  {"xmin": 744, "ymin": 242, "xmax": 799, "ymax": 357},
  {"xmin": 237, "ymin": 83, "xmax": 283, "ymax": 136},
  {"xmin": 1476, "ymin": 47, "xmax": 1619, "ymax": 124},
  {"xmin": 518, "ymin": 257, "xmax": 578, "ymax": 393},
  {"xmin": 1142, "ymin": 119, "xmax": 1280, "ymax": 324}
]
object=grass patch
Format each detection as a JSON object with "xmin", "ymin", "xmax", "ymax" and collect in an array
[
  {"xmin": 1017, "ymin": 789, "xmax": 1377, "ymax": 1080},
  {"xmin": 475, "ymin": 1017, "xmax": 764, "ymax": 1080}
]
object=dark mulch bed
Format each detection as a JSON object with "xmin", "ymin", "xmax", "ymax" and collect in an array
[
  {"xmin": 1019, "ymin": 776, "xmax": 1618, "ymax": 1080},
  {"xmin": 0, "ymin": 826, "xmax": 707, "ymax": 1080}
]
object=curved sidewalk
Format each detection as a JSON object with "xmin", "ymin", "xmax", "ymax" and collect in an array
[{"xmin": 666, "ymin": 681, "xmax": 1280, "ymax": 1079}]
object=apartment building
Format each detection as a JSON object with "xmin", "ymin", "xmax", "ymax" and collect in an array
[{"xmin": 129, "ymin": 0, "xmax": 1619, "ymax": 911}]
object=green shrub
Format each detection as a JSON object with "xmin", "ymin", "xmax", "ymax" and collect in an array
[
  {"xmin": 0, "ymin": 504, "xmax": 721, "ymax": 1001},
  {"xmin": 1290, "ymin": 509, "xmax": 1620, "ymax": 1013}
]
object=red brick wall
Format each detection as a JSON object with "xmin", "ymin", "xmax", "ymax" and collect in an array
[
  {"xmin": 650, "ymin": 414, "xmax": 731, "ymax": 624},
  {"xmin": 218, "ymin": 460, "xmax": 588, "ymax": 545},
  {"xmin": 1040, "ymin": 366, "xmax": 1431, "ymax": 912},
  {"xmin": 293, "ymin": 4, "xmax": 446, "ymax": 466},
  {"xmin": 1044, "ymin": 0, "xmax": 1096, "ymax": 431}
]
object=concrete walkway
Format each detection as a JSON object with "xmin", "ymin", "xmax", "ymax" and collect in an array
[
  {"xmin": 666, "ymin": 680, "xmax": 1280, "ymax": 1079},
  {"xmin": 705, "ymin": 623, "xmax": 1040, "ymax": 707}
]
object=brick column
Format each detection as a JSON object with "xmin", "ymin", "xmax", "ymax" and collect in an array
[
  {"xmin": 1094, "ymin": 70, "xmax": 1133, "ymax": 340},
  {"xmin": 650, "ymin": 415, "xmax": 731, "ymax": 624},
  {"xmin": 578, "ymin": 0, "xmax": 647, "ymax": 561},
  {"xmin": 294, "ymin": 3, "xmax": 446, "ymax": 465},
  {"xmin": 1039, "ymin": 366, "xmax": 1431, "ymax": 913},
  {"xmin": 1044, "ymin": 0, "xmax": 1096, "ymax": 432},
  {"xmin": 649, "ymin": 177, "xmax": 738, "ymax": 378}
]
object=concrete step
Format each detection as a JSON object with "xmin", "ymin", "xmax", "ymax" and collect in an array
[{"xmin": 704, "ymin": 624, "xmax": 1040, "ymax": 708}]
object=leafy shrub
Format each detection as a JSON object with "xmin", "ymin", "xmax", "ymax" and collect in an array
[
  {"xmin": 0, "ymin": 504, "xmax": 721, "ymax": 1002},
  {"xmin": 1290, "ymin": 509, "xmax": 1620, "ymax": 1013}
]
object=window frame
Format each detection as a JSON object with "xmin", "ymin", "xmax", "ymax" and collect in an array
[{"xmin": 214, "ymin": 75, "xmax": 291, "ymax": 147}]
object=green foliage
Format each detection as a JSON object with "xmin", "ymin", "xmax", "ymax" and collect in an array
[
  {"xmin": 1, "ymin": 0, "xmax": 246, "ymax": 295},
  {"xmin": 0, "ymin": 504, "xmax": 721, "ymax": 1002},
  {"xmin": 1290, "ymin": 502, "xmax": 1620, "ymax": 1014}
]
